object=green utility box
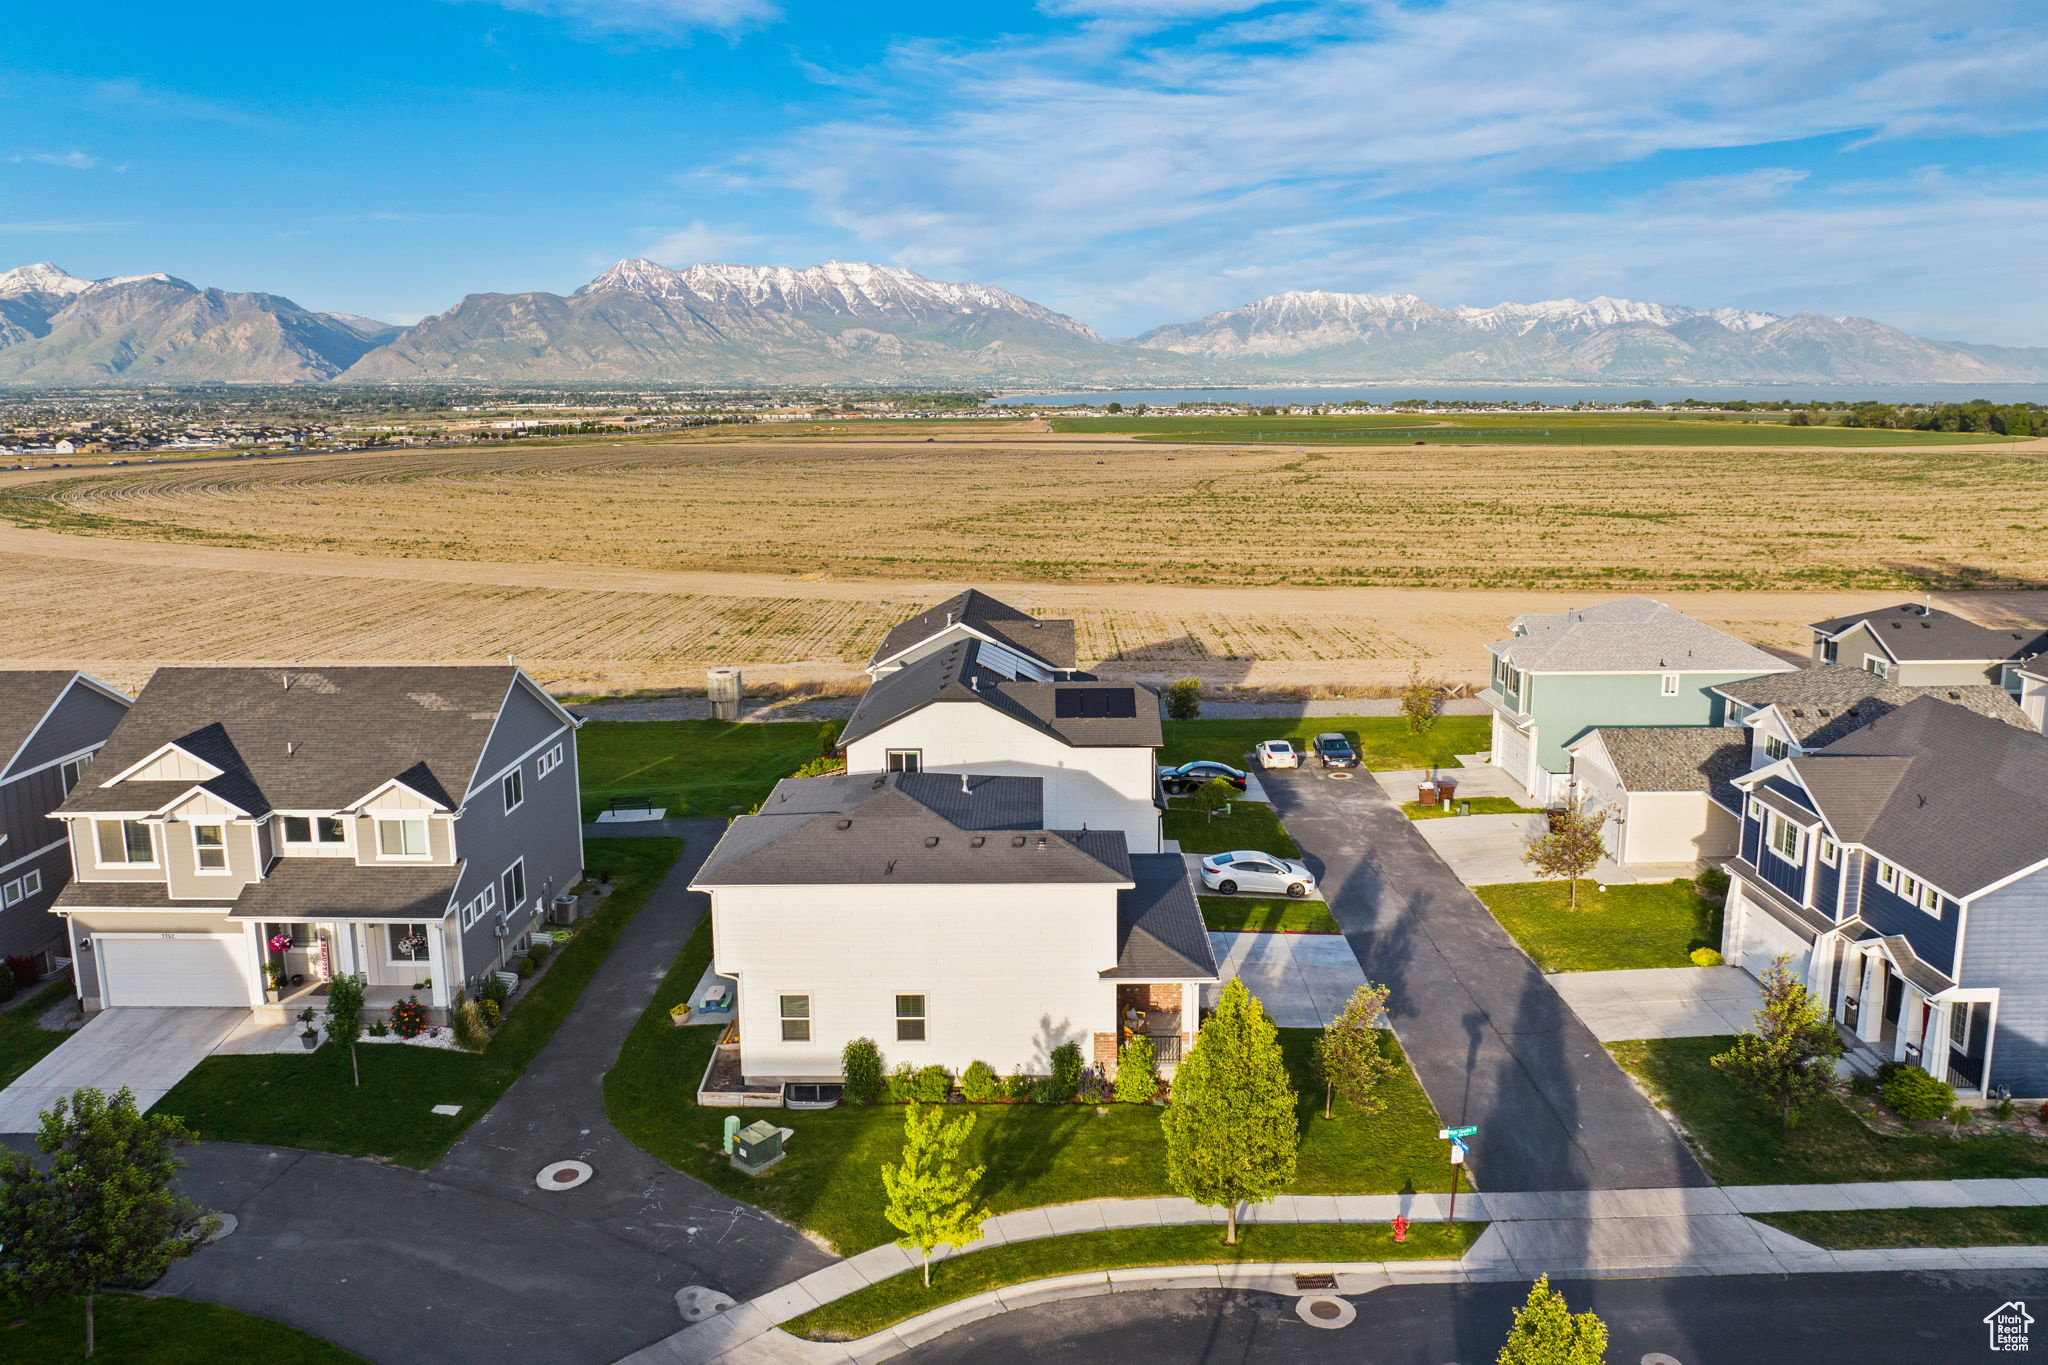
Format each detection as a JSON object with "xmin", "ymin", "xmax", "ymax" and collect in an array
[{"xmin": 730, "ymin": 1120, "xmax": 787, "ymax": 1175}]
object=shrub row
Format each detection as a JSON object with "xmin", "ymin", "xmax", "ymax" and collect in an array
[{"xmin": 837, "ymin": 1037, "xmax": 1164, "ymax": 1106}]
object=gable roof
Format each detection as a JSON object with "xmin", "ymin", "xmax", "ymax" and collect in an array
[
  {"xmin": 1716, "ymin": 664, "xmax": 2033, "ymax": 748},
  {"xmin": 1808, "ymin": 602, "xmax": 2048, "ymax": 663},
  {"xmin": 692, "ymin": 770, "xmax": 1134, "ymax": 887},
  {"xmin": 0, "ymin": 672, "xmax": 99, "ymax": 771},
  {"xmin": 868, "ymin": 589, "xmax": 1077, "ymax": 671},
  {"xmin": 1574, "ymin": 727, "xmax": 1749, "ymax": 808},
  {"xmin": 1784, "ymin": 697, "xmax": 2048, "ymax": 896},
  {"xmin": 53, "ymin": 666, "xmax": 530, "ymax": 821},
  {"xmin": 1490, "ymin": 596, "xmax": 1788, "ymax": 675},
  {"xmin": 1102, "ymin": 853, "xmax": 1219, "ymax": 981},
  {"xmin": 842, "ymin": 638, "xmax": 1160, "ymax": 750}
]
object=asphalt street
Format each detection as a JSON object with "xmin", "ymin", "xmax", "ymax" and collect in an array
[
  {"xmin": 898, "ymin": 1270, "xmax": 2048, "ymax": 1363},
  {"xmin": 146, "ymin": 818, "xmax": 833, "ymax": 1365},
  {"xmin": 1263, "ymin": 766, "xmax": 1708, "ymax": 1192}
]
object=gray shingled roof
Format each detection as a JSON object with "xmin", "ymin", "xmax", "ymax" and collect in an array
[
  {"xmin": 1810, "ymin": 602, "xmax": 2048, "ymax": 663},
  {"xmin": 692, "ymin": 770, "xmax": 1134, "ymax": 887},
  {"xmin": 842, "ymin": 639, "xmax": 1160, "ymax": 750},
  {"xmin": 1102, "ymin": 854, "xmax": 1218, "ymax": 980},
  {"xmin": 1789, "ymin": 697, "xmax": 2048, "ymax": 896},
  {"xmin": 1579, "ymin": 727, "xmax": 1749, "ymax": 808},
  {"xmin": 1717, "ymin": 663, "xmax": 2032, "ymax": 747},
  {"xmin": 1491, "ymin": 596, "xmax": 1788, "ymax": 675},
  {"xmin": 226, "ymin": 859, "xmax": 465, "ymax": 921},
  {"xmin": 868, "ymin": 589, "xmax": 1077, "ymax": 671},
  {"xmin": 53, "ymin": 667, "xmax": 518, "ymax": 820},
  {"xmin": 0, "ymin": 671, "xmax": 84, "ymax": 768}
]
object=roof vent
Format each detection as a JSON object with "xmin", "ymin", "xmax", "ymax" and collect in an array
[
  {"xmin": 925, "ymin": 836, "xmax": 939, "ymax": 847},
  {"xmin": 872, "ymin": 777, "xmax": 886, "ymax": 789},
  {"xmin": 959, "ymin": 773, "xmax": 971, "ymax": 793},
  {"xmin": 1012, "ymin": 835, "xmax": 1026, "ymax": 846},
  {"xmin": 286, "ymin": 740, "xmax": 298, "ymax": 756},
  {"xmin": 1036, "ymin": 836, "xmax": 1047, "ymax": 849},
  {"xmin": 836, "ymin": 819, "xmax": 852, "ymax": 830},
  {"xmin": 971, "ymin": 836, "xmax": 985, "ymax": 847},
  {"xmin": 884, "ymin": 858, "xmax": 897, "ymax": 875}
]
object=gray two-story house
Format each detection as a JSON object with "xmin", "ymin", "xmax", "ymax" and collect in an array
[
  {"xmin": 50, "ymin": 666, "xmax": 581, "ymax": 1021},
  {"xmin": 1808, "ymin": 602, "xmax": 2048, "ymax": 688},
  {"xmin": 0, "ymin": 672, "xmax": 133, "ymax": 972},
  {"xmin": 1721, "ymin": 696, "xmax": 2048, "ymax": 1097}
]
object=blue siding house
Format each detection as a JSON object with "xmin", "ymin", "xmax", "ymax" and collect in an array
[{"xmin": 1721, "ymin": 696, "xmax": 2048, "ymax": 1097}]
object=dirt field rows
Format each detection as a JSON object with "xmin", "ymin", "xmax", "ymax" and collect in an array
[{"xmin": 6, "ymin": 434, "xmax": 2046, "ymax": 592}]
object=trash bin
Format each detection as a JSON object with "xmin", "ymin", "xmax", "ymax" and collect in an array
[
  {"xmin": 1417, "ymin": 782, "xmax": 1438, "ymax": 805},
  {"xmin": 1436, "ymin": 779, "xmax": 1457, "ymax": 808},
  {"xmin": 731, "ymin": 1120, "xmax": 787, "ymax": 1174}
]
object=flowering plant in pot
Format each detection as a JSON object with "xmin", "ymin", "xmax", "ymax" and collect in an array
[
  {"xmin": 268, "ymin": 932, "xmax": 294, "ymax": 954},
  {"xmin": 296, "ymin": 1006, "xmax": 319, "ymax": 1049}
]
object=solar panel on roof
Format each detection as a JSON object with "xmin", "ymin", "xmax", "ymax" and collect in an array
[{"xmin": 1053, "ymin": 688, "xmax": 1137, "ymax": 719}]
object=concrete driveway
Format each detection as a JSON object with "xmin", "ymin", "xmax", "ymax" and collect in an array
[
  {"xmin": 1549, "ymin": 967, "xmax": 1765, "ymax": 1043},
  {"xmin": 1412, "ymin": 812, "xmax": 1691, "ymax": 888},
  {"xmin": 1204, "ymin": 931, "xmax": 1366, "ymax": 1027},
  {"xmin": 0, "ymin": 1007, "xmax": 248, "ymax": 1132}
]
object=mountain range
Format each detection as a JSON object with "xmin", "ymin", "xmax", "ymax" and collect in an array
[{"xmin": 4, "ymin": 260, "xmax": 2047, "ymax": 387}]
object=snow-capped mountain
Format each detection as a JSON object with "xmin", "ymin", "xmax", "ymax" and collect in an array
[
  {"xmin": 0, "ymin": 264, "xmax": 400, "ymax": 382},
  {"xmin": 1132, "ymin": 289, "xmax": 2048, "ymax": 382},
  {"xmin": 350, "ymin": 258, "xmax": 1180, "ymax": 384}
]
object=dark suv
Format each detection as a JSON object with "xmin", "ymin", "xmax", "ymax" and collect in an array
[{"xmin": 1313, "ymin": 732, "xmax": 1359, "ymax": 768}]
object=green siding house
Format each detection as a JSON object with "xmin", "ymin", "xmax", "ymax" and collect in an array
[{"xmin": 1483, "ymin": 596, "xmax": 1791, "ymax": 804}]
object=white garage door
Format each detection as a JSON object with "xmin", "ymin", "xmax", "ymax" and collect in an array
[
  {"xmin": 1728, "ymin": 889, "xmax": 1811, "ymax": 980},
  {"xmin": 100, "ymin": 936, "xmax": 249, "ymax": 1007},
  {"xmin": 1492, "ymin": 717, "xmax": 1535, "ymax": 795}
]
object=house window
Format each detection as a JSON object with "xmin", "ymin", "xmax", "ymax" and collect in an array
[
  {"xmin": 896, "ymin": 994, "xmax": 927, "ymax": 1042},
  {"xmin": 1863, "ymin": 655, "xmax": 1891, "ymax": 680},
  {"xmin": 376, "ymin": 818, "xmax": 429, "ymax": 858},
  {"xmin": 536, "ymin": 743, "xmax": 565, "ymax": 778},
  {"xmin": 461, "ymin": 882, "xmax": 499, "ymax": 930},
  {"xmin": 886, "ymin": 749, "xmax": 922, "ymax": 773},
  {"xmin": 1660, "ymin": 673, "xmax": 1680, "ymax": 697},
  {"xmin": 387, "ymin": 922, "xmax": 432, "ymax": 965},
  {"xmin": 2, "ymin": 870, "xmax": 40, "ymax": 907},
  {"xmin": 1951, "ymin": 1002, "xmax": 1973, "ymax": 1054},
  {"xmin": 1764, "ymin": 735, "xmax": 1791, "ymax": 761},
  {"xmin": 1920, "ymin": 884, "xmax": 1942, "ymax": 917},
  {"xmin": 2003, "ymin": 665, "xmax": 2024, "ymax": 695},
  {"xmin": 502, "ymin": 858, "xmax": 526, "ymax": 913},
  {"xmin": 96, "ymin": 819, "xmax": 154, "ymax": 866},
  {"xmin": 502, "ymin": 768, "xmax": 524, "ymax": 813},
  {"xmin": 1897, "ymin": 870, "xmax": 1922, "ymax": 903},
  {"xmin": 282, "ymin": 815, "xmax": 347, "ymax": 845},
  {"xmin": 1819, "ymin": 837, "xmax": 1838, "ymax": 866},
  {"xmin": 1877, "ymin": 861, "xmax": 1897, "ymax": 889},
  {"xmin": 191, "ymin": 823, "xmax": 228, "ymax": 872},
  {"xmin": 1822, "ymin": 639, "xmax": 1839, "ymax": 664},
  {"xmin": 779, "ymin": 994, "xmax": 811, "ymax": 1042},
  {"xmin": 1768, "ymin": 813, "xmax": 1801, "ymax": 861},
  {"xmin": 60, "ymin": 754, "xmax": 91, "ymax": 793}
]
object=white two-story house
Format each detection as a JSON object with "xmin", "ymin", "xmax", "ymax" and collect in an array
[{"xmin": 51, "ymin": 666, "xmax": 582, "ymax": 1021}]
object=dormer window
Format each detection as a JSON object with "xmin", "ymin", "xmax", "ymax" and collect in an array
[
  {"xmin": 1863, "ymin": 655, "xmax": 1890, "ymax": 680},
  {"xmin": 376, "ymin": 817, "xmax": 429, "ymax": 859},
  {"xmin": 281, "ymin": 815, "xmax": 347, "ymax": 846},
  {"xmin": 95, "ymin": 819, "xmax": 154, "ymax": 866},
  {"xmin": 1764, "ymin": 734, "xmax": 1791, "ymax": 761},
  {"xmin": 1767, "ymin": 812, "xmax": 1802, "ymax": 862},
  {"xmin": 192, "ymin": 823, "xmax": 228, "ymax": 872},
  {"xmin": 1822, "ymin": 639, "xmax": 1839, "ymax": 664}
]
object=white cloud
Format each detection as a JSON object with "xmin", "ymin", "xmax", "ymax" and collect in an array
[
  {"xmin": 644, "ymin": 219, "xmax": 764, "ymax": 263},
  {"xmin": 459, "ymin": 0, "xmax": 777, "ymax": 37},
  {"xmin": 8, "ymin": 151, "xmax": 99, "ymax": 170},
  {"xmin": 0, "ymin": 220, "xmax": 129, "ymax": 234}
]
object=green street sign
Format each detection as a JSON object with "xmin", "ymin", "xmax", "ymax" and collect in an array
[{"xmin": 1440, "ymin": 1125, "xmax": 1478, "ymax": 1139}]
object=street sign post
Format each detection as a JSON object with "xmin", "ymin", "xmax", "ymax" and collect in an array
[
  {"xmin": 1442, "ymin": 1128, "xmax": 1476, "ymax": 1226},
  {"xmin": 1439, "ymin": 1125, "xmax": 1478, "ymax": 1139}
]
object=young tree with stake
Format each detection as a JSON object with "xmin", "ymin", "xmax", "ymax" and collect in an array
[
  {"xmin": 881, "ymin": 1102, "xmax": 990, "ymax": 1288},
  {"xmin": 1398, "ymin": 667, "xmax": 1442, "ymax": 735},
  {"xmin": 325, "ymin": 971, "xmax": 365, "ymax": 1087},
  {"xmin": 1522, "ymin": 792, "xmax": 1608, "ymax": 908},
  {"xmin": 1162, "ymin": 977, "xmax": 1298, "ymax": 1244},
  {"xmin": 0, "ymin": 1087, "xmax": 213, "ymax": 1359},
  {"xmin": 1314, "ymin": 982, "xmax": 1396, "ymax": 1120},
  {"xmin": 1712, "ymin": 956, "xmax": 1844, "ymax": 1129}
]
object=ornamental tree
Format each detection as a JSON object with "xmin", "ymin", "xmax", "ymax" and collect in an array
[
  {"xmin": 881, "ymin": 1102, "xmax": 990, "ymax": 1288},
  {"xmin": 1162, "ymin": 977, "xmax": 1298, "ymax": 1244},
  {"xmin": 1711, "ymin": 956, "xmax": 1843, "ymax": 1129},
  {"xmin": 1522, "ymin": 793, "xmax": 1608, "ymax": 907},
  {"xmin": 325, "ymin": 972, "xmax": 365, "ymax": 1087},
  {"xmin": 1497, "ymin": 1274, "xmax": 1609, "ymax": 1365},
  {"xmin": 1163, "ymin": 677, "xmax": 1203, "ymax": 722},
  {"xmin": 0, "ymin": 1086, "xmax": 214, "ymax": 1359},
  {"xmin": 1313, "ymin": 982, "xmax": 1397, "ymax": 1120},
  {"xmin": 1399, "ymin": 667, "xmax": 1442, "ymax": 735},
  {"xmin": 1115, "ymin": 1034, "xmax": 1159, "ymax": 1104},
  {"xmin": 1191, "ymin": 775, "xmax": 1237, "ymax": 820}
]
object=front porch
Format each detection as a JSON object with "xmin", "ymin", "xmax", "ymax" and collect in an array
[
  {"xmin": 1094, "ymin": 982, "xmax": 1194, "ymax": 1074},
  {"xmin": 248, "ymin": 917, "xmax": 452, "ymax": 1023},
  {"xmin": 1813, "ymin": 931, "xmax": 1991, "ymax": 1098}
]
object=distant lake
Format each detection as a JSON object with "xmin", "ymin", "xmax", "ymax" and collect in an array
[{"xmin": 990, "ymin": 383, "xmax": 2048, "ymax": 407}]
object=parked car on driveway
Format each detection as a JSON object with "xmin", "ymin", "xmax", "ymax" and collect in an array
[
  {"xmin": 1158, "ymin": 760, "xmax": 1248, "ymax": 795},
  {"xmin": 1200, "ymin": 850, "xmax": 1317, "ymax": 898},
  {"xmin": 1254, "ymin": 740, "xmax": 1299, "ymax": 769},
  {"xmin": 1313, "ymin": 732, "xmax": 1359, "ymax": 768}
]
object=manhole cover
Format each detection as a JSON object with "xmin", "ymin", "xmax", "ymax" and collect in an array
[
  {"xmin": 675, "ymin": 1285, "xmax": 736, "ymax": 1323},
  {"xmin": 1310, "ymin": 1301, "xmax": 1342, "ymax": 1319},
  {"xmin": 1295, "ymin": 1295, "xmax": 1356, "ymax": 1329},
  {"xmin": 536, "ymin": 1160, "xmax": 593, "ymax": 1190},
  {"xmin": 1327, "ymin": 770, "xmax": 1354, "ymax": 780}
]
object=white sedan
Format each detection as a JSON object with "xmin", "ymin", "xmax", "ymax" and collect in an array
[
  {"xmin": 1200, "ymin": 850, "xmax": 1318, "ymax": 898},
  {"xmin": 1254, "ymin": 740, "xmax": 1299, "ymax": 769}
]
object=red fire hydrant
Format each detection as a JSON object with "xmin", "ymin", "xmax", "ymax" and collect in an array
[{"xmin": 1391, "ymin": 1214, "xmax": 1409, "ymax": 1243}]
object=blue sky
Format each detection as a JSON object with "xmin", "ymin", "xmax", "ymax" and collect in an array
[{"xmin": 5, "ymin": 0, "xmax": 2047, "ymax": 342}]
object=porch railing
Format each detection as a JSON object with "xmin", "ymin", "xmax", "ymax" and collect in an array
[{"xmin": 1145, "ymin": 1031, "xmax": 1184, "ymax": 1064}]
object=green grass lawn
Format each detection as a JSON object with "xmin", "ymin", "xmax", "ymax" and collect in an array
[
  {"xmin": 1611, "ymin": 1036, "xmax": 2048, "ymax": 1186},
  {"xmin": 1475, "ymin": 879, "xmax": 1721, "ymax": 972},
  {"xmin": 606, "ymin": 921, "xmax": 1449, "ymax": 1255},
  {"xmin": 154, "ymin": 837, "xmax": 681, "ymax": 1166},
  {"xmin": 1159, "ymin": 716, "xmax": 1487, "ymax": 771},
  {"xmin": 1162, "ymin": 798, "xmax": 1300, "ymax": 857},
  {"xmin": 785, "ymin": 1220, "xmax": 1482, "ymax": 1341},
  {"xmin": 1199, "ymin": 895, "xmax": 1339, "ymax": 934},
  {"xmin": 1754, "ymin": 1206, "xmax": 2048, "ymax": 1250},
  {"xmin": 1401, "ymin": 796, "xmax": 1542, "ymax": 821},
  {"xmin": 2, "ymin": 1292, "xmax": 363, "ymax": 1364},
  {"xmin": 577, "ymin": 719, "xmax": 838, "ymax": 819},
  {"xmin": 1049, "ymin": 414, "xmax": 2021, "ymax": 447},
  {"xmin": 0, "ymin": 979, "xmax": 77, "ymax": 1089}
]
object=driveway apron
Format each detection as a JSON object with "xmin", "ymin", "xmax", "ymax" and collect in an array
[{"xmin": 1264, "ymin": 768, "xmax": 1708, "ymax": 1194}]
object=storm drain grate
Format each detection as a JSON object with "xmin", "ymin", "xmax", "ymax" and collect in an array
[{"xmin": 1293, "ymin": 1273, "xmax": 1338, "ymax": 1291}]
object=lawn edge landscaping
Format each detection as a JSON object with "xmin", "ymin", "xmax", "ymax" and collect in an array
[
  {"xmin": 783, "ymin": 1221, "xmax": 1484, "ymax": 1341},
  {"xmin": 1475, "ymin": 878, "xmax": 1721, "ymax": 973},
  {"xmin": 1, "ymin": 1291, "xmax": 366, "ymax": 1363},
  {"xmin": 1198, "ymin": 895, "xmax": 1339, "ymax": 934},
  {"xmin": 1753, "ymin": 1206, "xmax": 2048, "ymax": 1250},
  {"xmin": 0, "ymin": 978, "xmax": 79, "ymax": 1089},
  {"xmin": 1160, "ymin": 716, "xmax": 1489, "ymax": 773},
  {"xmin": 155, "ymin": 836, "xmax": 682, "ymax": 1166},
  {"xmin": 1400, "ymin": 797, "xmax": 1542, "ymax": 821}
]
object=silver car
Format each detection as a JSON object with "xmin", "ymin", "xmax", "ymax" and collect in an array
[{"xmin": 1200, "ymin": 850, "xmax": 1317, "ymax": 898}]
